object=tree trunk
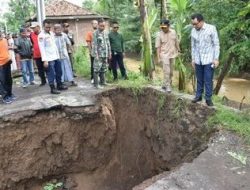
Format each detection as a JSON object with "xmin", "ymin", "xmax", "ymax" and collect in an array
[
  {"xmin": 139, "ymin": 0, "xmax": 154, "ymax": 79},
  {"xmin": 161, "ymin": 0, "xmax": 167, "ymax": 19},
  {"xmin": 214, "ymin": 53, "xmax": 234, "ymax": 95}
]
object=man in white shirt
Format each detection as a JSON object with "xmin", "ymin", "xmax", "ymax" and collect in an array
[
  {"xmin": 38, "ymin": 20, "xmax": 68, "ymax": 94},
  {"xmin": 191, "ymin": 13, "xmax": 220, "ymax": 106}
]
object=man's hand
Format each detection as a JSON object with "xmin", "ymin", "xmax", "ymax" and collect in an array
[
  {"xmin": 213, "ymin": 60, "xmax": 219, "ymax": 68},
  {"xmin": 123, "ymin": 53, "xmax": 126, "ymax": 58},
  {"xmin": 109, "ymin": 54, "xmax": 112, "ymax": 60},
  {"xmin": 43, "ymin": 61, "xmax": 49, "ymax": 68}
]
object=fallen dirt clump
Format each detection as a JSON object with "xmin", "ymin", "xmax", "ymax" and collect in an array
[{"xmin": 0, "ymin": 88, "xmax": 215, "ymax": 190}]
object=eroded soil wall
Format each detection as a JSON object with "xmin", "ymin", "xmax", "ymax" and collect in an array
[{"xmin": 0, "ymin": 88, "xmax": 214, "ymax": 190}]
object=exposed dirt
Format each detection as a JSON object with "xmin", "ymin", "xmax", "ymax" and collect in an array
[{"xmin": 0, "ymin": 88, "xmax": 215, "ymax": 190}]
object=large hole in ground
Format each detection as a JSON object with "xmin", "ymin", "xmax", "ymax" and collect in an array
[{"xmin": 0, "ymin": 88, "xmax": 215, "ymax": 190}]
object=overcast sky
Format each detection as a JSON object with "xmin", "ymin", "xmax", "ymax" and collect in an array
[
  {"xmin": 0, "ymin": 0, "xmax": 86, "ymax": 13},
  {"xmin": 0, "ymin": 0, "xmax": 87, "ymax": 22}
]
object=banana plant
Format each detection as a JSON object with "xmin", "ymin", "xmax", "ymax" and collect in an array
[
  {"xmin": 169, "ymin": 0, "xmax": 190, "ymax": 91},
  {"xmin": 137, "ymin": 0, "xmax": 158, "ymax": 79}
]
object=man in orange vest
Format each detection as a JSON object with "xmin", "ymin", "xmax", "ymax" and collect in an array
[{"xmin": 0, "ymin": 31, "xmax": 15, "ymax": 104}]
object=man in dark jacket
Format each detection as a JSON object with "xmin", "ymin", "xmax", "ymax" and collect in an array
[{"xmin": 15, "ymin": 28, "xmax": 35, "ymax": 88}]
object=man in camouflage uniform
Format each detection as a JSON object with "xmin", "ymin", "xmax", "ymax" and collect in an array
[{"xmin": 92, "ymin": 19, "xmax": 111, "ymax": 88}]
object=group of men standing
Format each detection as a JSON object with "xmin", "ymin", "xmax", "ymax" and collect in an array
[
  {"xmin": 0, "ymin": 20, "xmax": 77, "ymax": 103},
  {"xmin": 86, "ymin": 19, "xmax": 128, "ymax": 88},
  {"xmin": 1, "ymin": 13, "xmax": 219, "ymax": 106}
]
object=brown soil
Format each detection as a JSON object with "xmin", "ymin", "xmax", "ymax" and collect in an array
[{"xmin": 0, "ymin": 88, "xmax": 215, "ymax": 190}]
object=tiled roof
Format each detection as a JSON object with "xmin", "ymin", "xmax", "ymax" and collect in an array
[{"xmin": 46, "ymin": 0, "xmax": 97, "ymax": 16}]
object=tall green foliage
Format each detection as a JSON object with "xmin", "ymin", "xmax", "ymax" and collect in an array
[
  {"xmin": 169, "ymin": 0, "xmax": 190, "ymax": 91},
  {"xmin": 139, "ymin": 0, "xmax": 157, "ymax": 78},
  {"xmin": 4, "ymin": 0, "xmax": 35, "ymax": 32},
  {"xmin": 87, "ymin": 0, "xmax": 141, "ymax": 52}
]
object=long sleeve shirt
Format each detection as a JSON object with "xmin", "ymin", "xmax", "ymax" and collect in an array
[
  {"xmin": 38, "ymin": 31, "xmax": 60, "ymax": 62},
  {"xmin": 15, "ymin": 37, "xmax": 33, "ymax": 60},
  {"xmin": 30, "ymin": 32, "xmax": 41, "ymax": 59},
  {"xmin": 54, "ymin": 33, "xmax": 71, "ymax": 59},
  {"xmin": 191, "ymin": 23, "xmax": 220, "ymax": 65},
  {"xmin": 109, "ymin": 31, "xmax": 124, "ymax": 53}
]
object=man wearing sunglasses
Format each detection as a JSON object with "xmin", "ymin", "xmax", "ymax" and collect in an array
[
  {"xmin": 191, "ymin": 13, "xmax": 220, "ymax": 106},
  {"xmin": 155, "ymin": 19, "xmax": 180, "ymax": 93},
  {"xmin": 109, "ymin": 21, "xmax": 128, "ymax": 81}
]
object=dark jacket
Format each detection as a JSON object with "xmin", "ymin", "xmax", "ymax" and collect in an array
[{"xmin": 15, "ymin": 37, "xmax": 33, "ymax": 59}]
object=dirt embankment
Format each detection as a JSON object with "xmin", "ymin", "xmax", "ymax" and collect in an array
[{"xmin": 0, "ymin": 88, "xmax": 214, "ymax": 190}]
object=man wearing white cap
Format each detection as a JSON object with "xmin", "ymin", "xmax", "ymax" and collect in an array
[{"xmin": 30, "ymin": 22, "xmax": 47, "ymax": 86}]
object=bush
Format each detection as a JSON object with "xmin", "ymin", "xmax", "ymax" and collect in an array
[{"xmin": 74, "ymin": 46, "xmax": 91, "ymax": 78}]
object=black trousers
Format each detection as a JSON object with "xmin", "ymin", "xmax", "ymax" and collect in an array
[
  {"xmin": 90, "ymin": 55, "xmax": 94, "ymax": 80},
  {"xmin": 111, "ymin": 51, "xmax": 127, "ymax": 80},
  {"xmin": 34, "ymin": 58, "xmax": 46, "ymax": 84},
  {"xmin": 0, "ymin": 61, "xmax": 13, "ymax": 98},
  {"xmin": 0, "ymin": 80, "xmax": 7, "ymax": 98},
  {"xmin": 69, "ymin": 53, "xmax": 74, "ymax": 72}
]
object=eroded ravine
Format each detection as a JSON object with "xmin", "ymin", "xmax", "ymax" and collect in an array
[{"xmin": 0, "ymin": 88, "xmax": 215, "ymax": 190}]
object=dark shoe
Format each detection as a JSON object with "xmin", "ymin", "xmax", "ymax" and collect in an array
[
  {"xmin": 40, "ymin": 82, "xmax": 46, "ymax": 87},
  {"xmin": 2, "ymin": 96, "xmax": 13, "ymax": 104},
  {"xmin": 162, "ymin": 86, "xmax": 166, "ymax": 91},
  {"xmin": 50, "ymin": 84, "xmax": 61, "ymax": 94},
  {"xmin": 9, "ymin": 94, "xmax": 17, "ymax": 101},
  {"xmin": 206, "ymin": 100, "xmax": 214, "ymax": 107},
  {"xmin": 57, "ymin": 84, "xmax": 68, "ymax": 91},
  {"xmin": 70, "ymin": 81, "xmax": 77, "ymax": 87},
  {"xmin": 192, "ymin": 97, "xmax": 202, "ymax": 103}
]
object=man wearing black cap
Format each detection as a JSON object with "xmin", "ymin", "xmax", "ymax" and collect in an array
[
  {"xmin": 15, "ymin": 28, "xmax": 35, "ymax": 88},
  {"xmin": 155, "ymin": 19, "xmax": 180, "ymax": 93}
]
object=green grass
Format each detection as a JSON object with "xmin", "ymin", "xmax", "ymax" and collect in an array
[{"xmin": 208, "ymin": 97, "xmax": 250, "ymax": 142}]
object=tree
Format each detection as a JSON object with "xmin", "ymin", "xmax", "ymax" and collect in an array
[
  {"xmin": 4, "ymin": 0, "xmax": 35, "ymax": 32},
  {"xmin": 169, "ymin": 0, "xmax": 190, "ymax": 91},
  {"xmin": 137, "ymin": 0, "xmax": 157, "ymax": 78},
  {"xmin": 213, "ymin": 1, "xmax": 250, "ymax": 94}
]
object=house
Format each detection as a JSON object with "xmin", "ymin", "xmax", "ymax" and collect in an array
[{"xmin": 30, "ymin": 0, "xmax": 109, "ymax": 46}]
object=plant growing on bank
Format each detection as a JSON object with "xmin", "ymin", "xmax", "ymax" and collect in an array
[
  {"xmin": 208, "ymin": 98, "xmax": 250, "ymax": 143},
  {"xmin": 169, "ymin": 0, "xmax": 190, "ymax": 91},
  {"xmin": 74, "ymin": 46, "xmax": 91, "ymax": 78},
  {"xmin": 43, "ymin": 182, "xmax": 63, "ymax": 190}
]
